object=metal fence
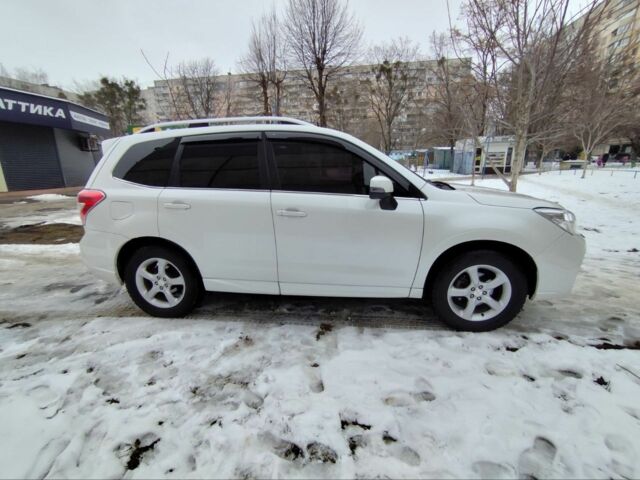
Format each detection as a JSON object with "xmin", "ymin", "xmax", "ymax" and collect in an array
[
  {"xmin": 545, "ymin": 167, "xmax": 639, "ymax": 179},
  {"xmin": 521, "ymin": 161, "xmax": 638, "ymax": 178}
]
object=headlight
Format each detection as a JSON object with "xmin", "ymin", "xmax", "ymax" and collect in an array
[{"xmin": 534, "ymin": 207, "xmax": 576, "ymax": 235}]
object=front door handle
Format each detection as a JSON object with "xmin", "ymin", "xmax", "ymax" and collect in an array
[
  {"xmin": 277, "ymin": 209, "xmax": 307, "ymax": 218},
  {"xmin": 163, "ymin": 201, "xmax": 191, "ymax": 210}
]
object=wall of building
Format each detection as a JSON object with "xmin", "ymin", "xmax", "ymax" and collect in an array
[
  {"xmin": 594, "ymin": 0, "xmax": 639, "ymax": 65},
  {"xmin": 53, "ymin": 128, "xmax": 97, "ymax": 187}
]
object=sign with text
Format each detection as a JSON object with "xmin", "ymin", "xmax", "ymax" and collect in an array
[{"xmin": 0, "ymin": 87, "xmax": 110, "ymax": 136}]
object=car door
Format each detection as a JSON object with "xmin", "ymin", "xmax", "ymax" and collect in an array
[
  {"xmin": 158, "ymin": 132, "xmax": 279, "ymax": 294},
  {"xmin": 267, "ymin": 133, "xmax": 425, "ymax": 297}
]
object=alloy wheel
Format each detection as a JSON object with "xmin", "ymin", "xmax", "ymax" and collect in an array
[
  {"xmin": 446, "ymin": 264, "xmax": 512, "ymax": 321},
  {"xmin": 134, "ymin": 257, "xmax": 186, "ymax": 309}
]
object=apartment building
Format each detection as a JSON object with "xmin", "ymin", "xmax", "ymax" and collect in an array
[
  {"xmin": 142, "ymin": 59, "xmax": 469, "ymax": 151},
  {"xmin": 578, "ymin": 0, "xmax": 640, "ymax": 157},
  {"xmin": 593, "ymin": 0, "xmax": 639, "ymax": 67}
]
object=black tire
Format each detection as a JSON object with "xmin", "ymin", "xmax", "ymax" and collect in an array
[
  {"xmin": 430, "ymin": 250, "xmax": 527, "ymax": 332},
  {"xmin": 195, "ymin": 287, "xmax": 207, "ymax": 307},
  {"xmin": 124, "ymin": 246, "xmax": 202, "ymax": 318}
]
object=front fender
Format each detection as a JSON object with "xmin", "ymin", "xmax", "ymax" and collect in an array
[{"xmin": 411, "ymin": 201, "xmax": 563, "ymax": 292}]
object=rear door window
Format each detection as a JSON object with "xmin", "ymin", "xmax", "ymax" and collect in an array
[{"xmin": 179, "ymin": 139, "xmax": 262, "ymax": 189}]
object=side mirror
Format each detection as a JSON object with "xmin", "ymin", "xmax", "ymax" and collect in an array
[{"xmin": 369, "ymin": 175, "xmax": 398, "ymax": 211}]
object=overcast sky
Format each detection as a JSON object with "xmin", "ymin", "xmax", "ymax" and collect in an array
[{"xmin": 1, "ymin": 0, "xmax": 587, "ymax": 91}]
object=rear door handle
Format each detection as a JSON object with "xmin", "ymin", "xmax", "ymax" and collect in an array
[
  {"xmin": 163, "ymin": 201, "xmax": 191, "ymax": 210},
  {"xmin": 277, "ymin": 209, "xmax": 307, "ymax": 218}
]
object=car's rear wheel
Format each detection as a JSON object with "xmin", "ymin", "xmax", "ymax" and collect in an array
[
  {"xmin": 430, "ymin": 250, "xmax": 527, "ymax": 331},
  {"xmin": 124, "ymin": 246, "xmax": 201, "ymax": 317}
]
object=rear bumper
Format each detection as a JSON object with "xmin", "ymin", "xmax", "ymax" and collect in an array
[
  {"xmin": 79, "ymin": 229, "xmax": 128, "ymax": 285},
  {"xmin": 533, "ymin": 232, "xmax": 586, "ymax": 299}
]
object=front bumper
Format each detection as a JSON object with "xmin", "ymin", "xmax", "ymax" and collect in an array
[{"xmin": 533, "ymin": 232, "xmax": 586, "ymax": 299}]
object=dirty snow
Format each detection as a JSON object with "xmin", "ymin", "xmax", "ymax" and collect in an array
[
  {"xmin": 1, "ymin": 209, "xmax": 81, "ymax": 229},
  {"xmin": 0, "ymin": 243, "xmax": 80, "ymax": 256},
  {"xmin": 0, "ymin": 195, "xmax": 81, "ymax": 229},
  {"xmin": 0, "ymin": 171, "xmax": 639, "ymax": 479},
  {"xmin": 26, "ymin": 194, "xmax": 74, "ymax": 202}
]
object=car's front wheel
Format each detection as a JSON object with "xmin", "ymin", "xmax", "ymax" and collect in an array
[
  {"xmin": 430, "ymin": 250, "xmax": 527, "ymax": 331},
  {"xmin": 124, "ymin": 246, "xmax": 201, "ymax": 317}
]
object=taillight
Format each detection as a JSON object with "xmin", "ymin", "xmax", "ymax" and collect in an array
[{"xmin": 77, "ymin": 189, "xmax": 106, "ymax": 225}]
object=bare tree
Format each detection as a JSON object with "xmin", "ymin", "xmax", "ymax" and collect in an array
[
  {"xmin": 530, "ymin": 126, "xmax": 573, "ymax": 173},
  {"xmin": 222, "ymin": 72, "xmax": 238, "ymax": 117},
  {"xmin": 0, "ymin": 65, "xmax": 51, "ymax": 87},
  {"xmin": 463, "ymin": 0, "xmax": 603, "ymax": 191},
  {"xmin": 326, "ymin": 82, "xmax": 360, "ymax": 134},
  {"xmin": 621, "ymin": 112, "xmax": 640, "ymax": 163},
  {"xmin": 13, "ymin": 67, "xmax": 49, "ymax": 85},
  {"xmin": 239, "ymin": 20, "xmax": 271, "ymax": 115},
  {"xmin": 142, "ymin": 52, "xmax": 227, "ymax": 120},
  {"xmin": 142, "ymin": 50, "xmax": 183, "ymax": 120},
  {"xmin": 567, "ymin": 37, "xmax": 636, "ymax": 178},
  {"xmin": 173, "ymin": 58, "xmax": 223, "ymax": 119},
  {"xmin": 265, "ymin": 9, "xmax": 288, "ymax": 116},
  {"xmin": 617, "ymin": 56, "xmax": 640, "ymax": 162},
  {"xmin": 283, "ymin": 0, "xmax": 362, "ymax": 126},
  {"xmin": 429, "ymin": 34, "xmax": 466, "ymax": 165},
  {"xmin": 448, "ymin": 3, "xmax": 501, "ymax": 184},
  {"xmin": 239, "ymin": 8, "xmax": 288, "ymax": 116},
  {"xmin": 366, "ymin": 38, "xmax": 420, "ymax": 153},
  {"xmin": 527, "ymin": 97, "xmax": 573, "ymax": 174}
]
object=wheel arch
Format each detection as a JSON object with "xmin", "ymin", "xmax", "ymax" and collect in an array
[
  {"xmin": 423, "ymin": 240, "xmax": 538, "ymax": 299},
  {"xmin": 116, "ymin": 236, "xmax": 203, "ymax": 285}
]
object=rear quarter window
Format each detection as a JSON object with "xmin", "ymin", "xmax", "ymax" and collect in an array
[{"xmin": 112, "ymin": 138, "xmax": 180, "ymax": 187}]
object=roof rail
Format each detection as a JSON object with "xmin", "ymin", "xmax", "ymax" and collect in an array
[{"xmin": 136, "ymin": 116, "xmax": 313, "ymax": 133}]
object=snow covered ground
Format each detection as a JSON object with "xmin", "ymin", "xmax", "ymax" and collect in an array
[
  {"xmin": 416, "ymin": 167, "xmax": 465, "ymax": 179},
  {"xmin": 0, "ymin": 172, "xmax": 639, "ymax": 479}
]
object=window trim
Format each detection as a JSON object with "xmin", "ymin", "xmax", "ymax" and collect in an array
[
  {"xmin": 171, "ymin": 131, "xmax": 269, "ymax": 191},
  {"xmin": 265, "ymin": 132, "xmax": 426, "ymax": 199}
]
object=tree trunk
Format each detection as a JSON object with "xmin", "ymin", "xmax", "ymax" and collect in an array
[
  {"xmin": 262, "ymin": 80, "xmax": 270, "ymax": 116},
  {"xmin": 317, "ymin": 99, "xmax": 327, "ymax": 126},
  {"xmin": 537, "ymin": 148, "xmax": 547, "ymax": 176},
  {"xmin": 510, "ymin": 129, "xmax": 528, "ymax": 192},
  {"xmin": 471, "ymin": 137, "xmax": 480, "ymax": 187},
  {"xmin": 581, "ymin": 149, "xmax": 591, "ymax": 179},
  {"xmin": 449, "ymin": 140, "xmax": 455, "ymax": 174},
  {"xmin": 316, "ymin": 68, "xmax": 327, "ymax": 127},
  {"xmin": 274, "ymin": 82, "xmax": 282, "ymax": 116},
  {"xmin": 386, "ymin": 119, "xmax": 393, "ymax": 153}
]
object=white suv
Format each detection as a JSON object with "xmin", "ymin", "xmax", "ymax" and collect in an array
[{"xmin": 78, "ymin": 117, "xmax": 585, "ymax": 331}]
